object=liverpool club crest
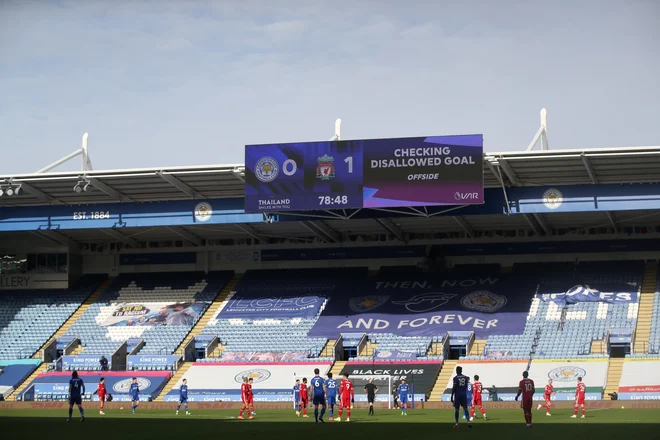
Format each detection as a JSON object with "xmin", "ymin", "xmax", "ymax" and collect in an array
[{"xmin": 316, "ymin": 154, "xmax": 336, "ymax": 180}]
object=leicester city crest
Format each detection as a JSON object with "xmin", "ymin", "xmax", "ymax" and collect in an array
[
  {"xmin": 255, "ymin": 156, "xmax": 279, "ymax": 183},
  {"xmin": 316, "ymin": 154, "xmax": 336, "ymax": 180},
  {"xmin": 349, "ymin": 295, "xmax": 390, "ymax": 312},
  {"xmin": 461, "ymin": 291, "xmax": 508, "ymax": 313},
  {"xmin": 548, "ymin": 366, "xmax": 586, "ymax": 382}
]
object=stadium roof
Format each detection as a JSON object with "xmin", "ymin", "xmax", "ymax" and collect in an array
[
  {"xmin": 1, "ymin": 145, "xmax": 659, "ymax": 208},
  {"xmin": 2, "ymin": 145, "xmax": 659, "ymax": 246}
]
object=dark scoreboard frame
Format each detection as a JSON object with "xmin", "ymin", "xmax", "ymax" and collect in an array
[{"xmin": 244, "ymin": 135, "xmax": 483, "ymax": 213}]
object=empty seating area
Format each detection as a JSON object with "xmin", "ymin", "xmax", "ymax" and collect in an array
[
  {"xmin": 650, "ymin": 278, "xmax": 660, "ymax": 354},
  {"xmin": 64, "ymin": 272, "xmax": 232, "ymax": 356},
  {"xmin": 0, "ymin": 276, "xmax": 103, "ymax": 360},
  {"xmin": 200, "ymin": 268, "xmax": 366, "ymax": 360},
  {"xmin": 363, "ymin": 333, "xmax": 433, "ymax": 358},
  {"xmin": 468, "ymin": 261, "xmax": 643, "ymax": 360}
]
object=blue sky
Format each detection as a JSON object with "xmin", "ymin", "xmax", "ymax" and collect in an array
[{"xmin": 0, "ymin": 0, "xmax": 658, "ymax": 174}]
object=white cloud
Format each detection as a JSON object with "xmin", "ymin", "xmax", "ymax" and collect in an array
[{"xmin": 0, "ymin": 0, "xmax": 658, "ymax": 173}]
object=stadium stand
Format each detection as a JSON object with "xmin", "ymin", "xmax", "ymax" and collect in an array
[
  {"xmin": 0, "ymin": 275, "xmax": 105, "ymax": 361},
  {"xmin": 63, "ymin": 272, "xmax": 233, "ymax": 358},
  {"xmin": 199, "ymin": 268, "xmax": 366, "ymax": 361},
  {"xmin": 468, "ymin": 261, "xmax": 644, "ymax": 361},
  {"xmin": 0, "ymin": 361, "xmax": 40, "ymax": 399}
]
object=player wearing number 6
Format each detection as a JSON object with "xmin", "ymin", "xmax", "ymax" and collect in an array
[
  {"xmin": 515, "ymin": 371, "xmax": 535, "ymax": 428},
  {"xmin": 311, "ymin": 368, "xmax": 327, "ymax": 423},
  {"xmin": 450, "ymin": 366, "xmax": 472, "ymax": 428}
]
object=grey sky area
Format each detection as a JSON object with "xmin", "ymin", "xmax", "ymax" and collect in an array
[{"xmin": 0, "ymin": 0, "xmax": 658, "ymax": 174}]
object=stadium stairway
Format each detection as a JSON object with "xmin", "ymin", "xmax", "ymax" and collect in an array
[
  {"xmin": 155, "ymin": 362, "xmax": 193, "ymax": 402},
  {"xmin": 361, "ymin": 342, "xmax": 378, "ymax": 357},
  {"xmin": 633, "ymin": 262, "xmax": 658, "ymax": 353},
  {"xmin": 320, "ymin": 340, "xmax": 337, "ymax": 358},
  {"xmin": 428, "ymin": 359, "xmax": 457, "ymax": 402},
  {"xmin": 330, "ymin": 361, "xmax": 346, "ymax": 378},
  {"xmin": 427, "ymin": 341, "xmax": 444, "ymax": 357},
  {"xmin": 469, "ymin": 339, "xmax": 487, "ymax": 356},
  {"xmin": 604, "ymin": 357, "xmax": 625, "ymax": 399},
  {"xmin": 32, "ymin": 277, "xmax": 112, "ymax": 360},
  {"xmin": 174, "ymin": 273, "xmax": 242, "ymax": 355},
  {"xmin": 591, "ymin": 339, "xmax": 607, "ymax": 356}
]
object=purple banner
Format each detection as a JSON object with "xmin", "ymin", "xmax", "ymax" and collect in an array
[
  {"xmin": 218, "ymin": 295, "xmax": 324, "ymax": 318},
  {"xmin": 308, "ymin": 275, "xmax": 535, "ymax": 338},
  {"xmin": 373, "ymin": 350, "xmax": 417, "ymax": 360},
  {"xmin": 536, "ymin": 283, "xmax": 639, "ymax": 305},
  {"xmin": 244, "ymin": 135, "xmax": 483, "ymax": 212}
]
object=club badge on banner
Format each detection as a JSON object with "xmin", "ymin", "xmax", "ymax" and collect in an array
[
  {"xmin": 100, "ymin": 302, "xmax": 207, "ymax": 327},
  {"xmin": 308, "ymin": 276, "xmax": 537, "ymax": 338},
  {"xmin": 220, "ymin": 352, "xmax": 310, "ymax": 362}
]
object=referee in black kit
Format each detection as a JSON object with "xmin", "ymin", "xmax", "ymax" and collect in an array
[{"xmin": 364, "ymin": 378, "xmax": 378, "ymax": 416}]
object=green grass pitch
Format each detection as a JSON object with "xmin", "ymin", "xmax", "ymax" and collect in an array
[{"xmin": 1, "ymin": 407, "xmax": 658, "ymax": 439}]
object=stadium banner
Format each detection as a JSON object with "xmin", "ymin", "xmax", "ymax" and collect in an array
[
  {"xmin": 218, "ymin": 294, "xmax": 324, "ymax": 318},
  {"xmin": 373, "ymin": 350, "xmax": 418, "ymax": 360},
  {"xmin": 260, "ymin": 245, "xmax": 425, "ymax": 262},
  {"xmin": 536, "ymin": 283, "xmax": 639, "ymax": 305},
  {"xmin": 340, "ymin": 362, "xmax": 442, "ymax": 401},
  {"xmin": 244, "ymin": 135, "xmax": 484, "ymax": 213},
  {"xmin": 163, "ymin": 363, "xmax": 332, "ymax": 402},
  {"xmin": 220, "ymin": 352, "xmax": 310, "ymax": 362},
  {"xmin": 127, "ymin": 355, "xmax": 181, "ymax": 369},
  {"xmin": 62, "ymin": 356, "xmax": 109, "ymax": 368},
  {"xmin": 439, "ymin": 238, "xmax": 660, "ymax": 256},
  {"xmin": 23, "ymin": 371, "xmax": 171, "ymax": 402},
  {"xmin": 215, "ymin": 250, "xmax": 261, "ymax": 263},
  {"xmin": 308, "ymin": 275, "xmax": 536, "ymax": 338},
  {"xmin": 0, "ymin": 273, "xmax": 68, "ymax": 290},
  {"xmin": 509, "ymin": 183, "xmax": 660, "ymax": 215},
  {"xmin": 0, "ymin": 198, "xmax": 263, "ymax": 232},
  {"xmin": 99, "ymin": 302, "xmax": 207, "ymax": 327},
  {"xmin": 119, "ymin": 252, "xmax": 196, "ymax": 266}
]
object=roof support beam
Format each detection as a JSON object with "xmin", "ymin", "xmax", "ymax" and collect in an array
[
  {"xmin": 300, "ymin": 221, "xmax": 341, "ymax": 243},
  {"xmin": 497, "ymin": 158, "xmax": 521, "ymax": 186},
  {"xmin": 533, "ymin": 213, "xmax": 552, "ymax": 236},
  {"xmin": 99, "ymin": 228, "xmax": 140, "ymax": 247},
  {"xmin": 581, "ymin": 154, "xmax": 598, "ymax": 183},
  {"xmin": 453, "ymin": 216, "xmax": 475, "ymax": 238},
  {"xmin": 605, "ymin": 212, "xmax": 618, "ymax": 230},
  {"xmin": 235, "ymin": 224, "xmax": 269, "ymax": 243},
  {"xmin": 87, "ymin": 178, "xmax": 133, "ymax": 202},
  {"xmin": 157, "ymin": 172, "xmax": 202, "ymax": 199},
  {"xmin": 523, "ymin": 214, "xmax": 543, "ymax": 236},
  {"xmin": 374, "ymin": 218, "xmax": 406, "ymax": 242},
  {"xmin": 14, "ymin": 181, "xmax": 64, "ymax": 205},
  {"xmin": 166, "ymin": 226, "xmax": 203, "ymax": 246}
]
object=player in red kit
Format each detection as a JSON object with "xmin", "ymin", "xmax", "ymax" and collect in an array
[
  {"xmin": 299, "ymin": 378, "xmax": 309, "ymax": 418},
  {"xmin": 92, "ymin": 377, "xmax": 107, "ymax": 415},
  {"xmin": 538, "ymin": 379, "xmax": 555, "ymax": 416},
  {"xmin": 336, "ymin": 373, "xmax": 355, "ymax": 422},
  {"xmin": 571, "ymin": 376, "xmax": 586, "ymax": 419},
  {"xmin": 515, "ymin": 371, "xmax": 535, "ymax": 428},
  {"xmin": 247, "ymin": 377, "xmax": 256, "ymax": 417},
  {"xmin": 471, "ymin": 375, "xmax": 487, "ymax": 420},
  {"xmin": 238, "ymin": 377, "xmax": 254, "ymax": 420}
]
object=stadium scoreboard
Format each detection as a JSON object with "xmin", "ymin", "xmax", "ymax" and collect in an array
[{"xmin": 244, "ymin": 134, "xmax": 484, "ymax": 213}]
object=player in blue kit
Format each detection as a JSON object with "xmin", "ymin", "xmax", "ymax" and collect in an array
[
  {"xmin": 176, "ymin": 378, "xmax": 190, "ymax": 416},
  {"xmin": 67, "ymin": 371, "xmax": 85, "ymax": 422},
  {"xmin": 463, "ymin": 380, "xmax": 473, "ymax": 421},
  {"xmin": 293, "ymin": 379, "xmax": 301, "ymax": 416},
  {"xmin": 129, "ymin": 377, "xmax": 140, "ymax": 414},
  {"xmin": 311, "ymin": 368, "xmax": 327, "ymax": 423},
  {"xmin": 398, "ymin": 379, "xmax": 410, "ymax": 415},
  {"xmin": 324, "ymin": 372, "xmax": 338, "ymax": 421},
  {"xmin": 451, "ymin": 366, "xmax": 472, "ymax": 428}
]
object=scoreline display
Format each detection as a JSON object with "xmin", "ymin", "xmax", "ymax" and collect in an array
[{"xmin": 244, "ymin": 134, "xmax": 483, "ymax": 213}]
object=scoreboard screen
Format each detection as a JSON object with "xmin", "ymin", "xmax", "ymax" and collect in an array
[{"xmin": 244, "ymin": 134, "xmax": 483, "ymax": 213}]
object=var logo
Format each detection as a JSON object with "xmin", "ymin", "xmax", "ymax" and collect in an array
[{"xmin": 454, "ymin": 192, "xmax": 479, "ymax": 201}]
